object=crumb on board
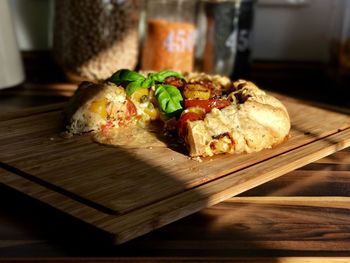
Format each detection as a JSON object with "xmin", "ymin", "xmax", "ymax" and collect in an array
[
  {"xmin": 190, "ymin": 156, "xmax": 203, "ymax": 162},
  {"xmin": 148, "ymin": 146, "xmax": 153, "ymax": 150},
  {"xmin": 50, "ymin": 137, "xmax": 55, "ymax": 141},
  {"xmin": 60, "ymin": 131, "xmax": 73, "ymax": 139}
]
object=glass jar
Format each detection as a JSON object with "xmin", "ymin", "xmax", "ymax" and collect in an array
[
  {"xmin": 197, "ymin": 0, "xmax": 241, "ymax": 76},
  {"xmin": 329, "ymin": 0, "xmax": 350, "ymax": 86},
  {"xmin": 53, "ymin": 0, "xmax": 140, "ymax": 82},
  {"xmin": 0, "ymin": 0, "xmax": 24, "ymax": 88},
  {"xmin": 232, "ymin": 0, "xmax": 256, "ymax": 79},
  {"xmin": 141, "ymin": 0, "xmax": 197, "ymax": 72}
]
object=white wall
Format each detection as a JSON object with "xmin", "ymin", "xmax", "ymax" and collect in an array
[
  {"xmin": 9, "ymin": 0, "xmax": 334, "ymax": 61},
  {"xmin": 252, "ymin": 0, "xmax": 334, "ymax": 61},
  {"xmin": 9, "ymin": 0, "xmax": 53, "ymax": 50}
]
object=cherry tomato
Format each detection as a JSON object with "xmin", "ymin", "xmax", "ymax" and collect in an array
[
  {"xmin": 184, "ymin": 99, "xmax": 231, "ymax": 113},
  {"xmin": 125, "ymin": 99, "xmax": 137, "ymax": 119},
  {"xmin": 100, "ymin": 120, "xmax": 114, "ymax": 133},
  {"xmin": 178, "ymin": 112, "xmax": 204, "ymax": 138}
]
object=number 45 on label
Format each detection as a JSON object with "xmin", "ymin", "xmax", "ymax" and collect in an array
[{"xmin": 163, "ymin": 29, "xmax": 196, "ymax": 53}]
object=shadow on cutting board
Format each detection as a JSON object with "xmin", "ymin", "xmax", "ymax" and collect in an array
[{"xmin": 0, "ymin": 135, "xmax": 277, "ymax": 259}]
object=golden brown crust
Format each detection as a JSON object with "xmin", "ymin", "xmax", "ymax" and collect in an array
[{"xmin": 186, "ymin": 80, "xmax": 291, "ymax": 157}]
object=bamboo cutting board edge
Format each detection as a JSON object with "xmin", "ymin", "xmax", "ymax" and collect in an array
[
  {"xmin": 2, "ymin": 127, "xmax": 350, "ymax": 244},
  {"xmin": 0, "ymin": 121, "xmax": 348, "ymax": 218},
  {"xmin": 1, "ymin": 96, "xmax": 350, "ymax": 215},
  {"xmin": 96, "ymin": 128, "xmax": 350, "ymax": 244}
]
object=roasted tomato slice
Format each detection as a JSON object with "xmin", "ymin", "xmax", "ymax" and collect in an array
[
  {"xmin": 100, "ymin": 120, "xmax": 114, "ymax": 133},
  {"xmin": 178, "ymin": 111, "xmax": 204, "ymax": 138},
  {"xmin": 164, "ymin": 76, "xmax": 186, "ymax": 89},
  {"xmin": 184, "ymin": 99, "xmax": 231, "ymax": 113},
  {"xmin": 125, "ymin": 98, "xmax": 137, "ymax": 119}
]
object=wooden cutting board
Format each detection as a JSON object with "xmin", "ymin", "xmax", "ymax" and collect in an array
[{"xmin": 1, "ymin": 95, "xmax": 350, "ymax": 244}]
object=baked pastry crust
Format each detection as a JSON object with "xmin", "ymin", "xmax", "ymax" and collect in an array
[
  {"xmin": 186, "ymin": 79, "xmax": 290, "ymax": 157},
  {"xmin": 65, "ymin": 81, "xmax": 128, "ymax": 134},
  {"xmin": 65, "ymin": 73, "xmax": 290, "ymax": 157}
]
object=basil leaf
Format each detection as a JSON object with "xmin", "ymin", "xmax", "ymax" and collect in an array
[
  {"xmin": 141, "ymin": 78, "xmax": 154, "ymax": 88},
  {"xmin": 125, "ymin": 80, "xmax": 145, "ymax": 97},
  {"xmin": 149, "ymin": 70, "xmax": 183, "ymax": 83},
  {"xmin": 155, "ymin": 85, "xmax": 183, "ymax": 114},
  {"xmin": 109, "ymin": 69, "xmax": 145, "ymax": 85}
]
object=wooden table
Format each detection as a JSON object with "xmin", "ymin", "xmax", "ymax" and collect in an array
[{"xmin": 1, "ymin": 55, "xmax": 350, "ymax": 262}]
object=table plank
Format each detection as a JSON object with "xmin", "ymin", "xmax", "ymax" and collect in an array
[{"xmin": 2, "ymin": 177, "xmax": 350, "ymax": 256}]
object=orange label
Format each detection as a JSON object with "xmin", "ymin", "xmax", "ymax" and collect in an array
[{"xmin": 142, "ymin": 19, "xmax": 196, "ymax": 72}]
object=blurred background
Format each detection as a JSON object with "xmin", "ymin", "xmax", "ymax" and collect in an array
[
  {"xmin": 10, "ymin": 0, "xmax": 332, "ymax": 62},
  {"xmin": 1, "ymin": 0, "xmax": 349, "ymax": 107}
]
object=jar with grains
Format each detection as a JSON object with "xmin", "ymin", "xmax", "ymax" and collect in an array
[
  {"xmin": 53, "ymin": 0, "xmax": 140, "ymax": 82},
  {"xmin": 141, "ymin": 0, "xmax": 197, "ymax": 72}
]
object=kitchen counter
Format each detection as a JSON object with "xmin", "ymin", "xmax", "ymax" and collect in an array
[{"xmin": 1, "ymin": 53, "xmax": 350, "ymax": 261}]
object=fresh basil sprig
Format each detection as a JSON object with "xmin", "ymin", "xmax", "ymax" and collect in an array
[
  {"xmin": 108, "ymin": 69, "xmax": 184, "ymax": 115},
  {"xmin": 148, "ymin": 70, "xmax": 183, "ymax": 83},
  {"xmin": 125, "ymin": 80, "xmax": 145, "ymax": 96},
  {"xmin": 155, "ymin": 85, "xmax": 183, "ymax": 114},
  {"xmin": 108, "ymin": 69, "xmax": 145, "ymax": 85}
]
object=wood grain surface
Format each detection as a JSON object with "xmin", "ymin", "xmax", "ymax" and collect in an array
[
  {"xmin": 1, "ymin": 147, "xmax": 350, "ymax": 258},
  {"xmin": 1, "ymin": 96, "xmax": 350, "ymax": 245},
  {"xmin": 1, "ymin": 56, "xmax": 350, "ymax": 259}
]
